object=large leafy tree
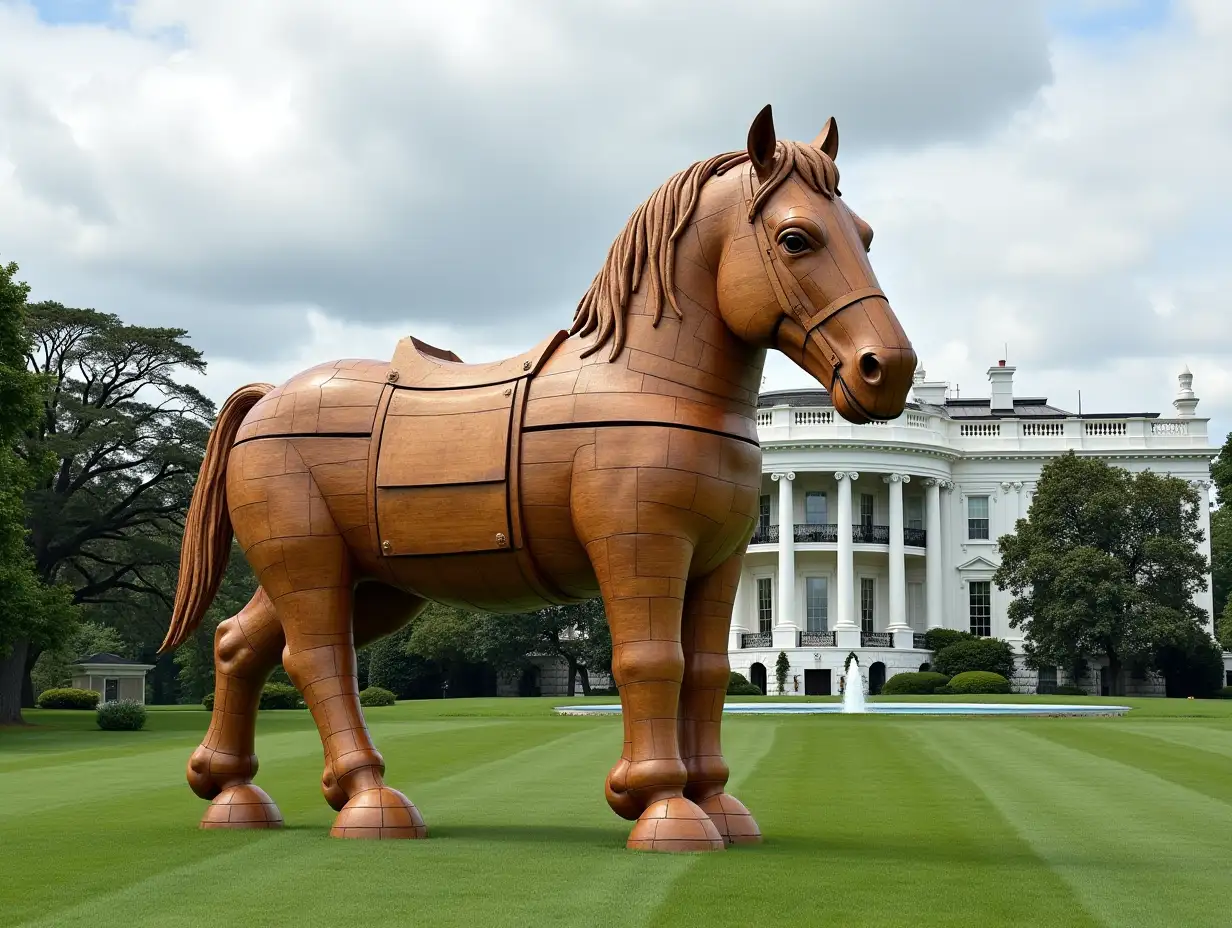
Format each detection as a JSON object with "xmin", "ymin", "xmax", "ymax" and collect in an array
[
  {"xmin": 994, "ymin": 453, "xmax": 1210, "ymax": 695},
  {"xmin": 1209, "ymin": 431, "xmax": 1231, "ymax": 641},
  {"xmin": 0, "ymin": 262, "xmax": 77, "ymax": 724},
  {"xmin": 13, "ymin": 303, "xmax": 212, "ymax": 704}
]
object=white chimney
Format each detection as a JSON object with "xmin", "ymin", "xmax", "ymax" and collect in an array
[
  {"xmin": 988, "ymin": 360, "xmax": 1015, "ymax": 413},
  {"xmin": 1173, "ymin": 365, "xmax": 1199, "ymax": 418},
  {"xmin": 910, "ymin": 364, "xmax": 949, "ymax": 406}
]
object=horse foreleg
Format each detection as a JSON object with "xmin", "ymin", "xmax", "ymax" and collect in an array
[
  {"xmin": 192, "ymin": 587, "xmax": 286, "ymax": 829},
  {"xmin": 679, "ymin": 555, "xmax": 761, "ymax": 844},
  {"xmin": 584, "ymin": 529, "xmax": 724, "ymax": 853}
]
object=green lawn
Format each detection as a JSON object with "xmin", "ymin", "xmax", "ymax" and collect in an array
[{"xmin": 3, "ymin": 696, "xmax": 1232, "ymax": 927}]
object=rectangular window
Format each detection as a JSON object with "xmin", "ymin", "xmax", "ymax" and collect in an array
[
  {"xmin": 860, "ymin": 493, "xmax": 875, "ymax": 529},
  {"xmin": 758, "ymin": 494, "xmax": 771, "ymax": 535},
  {"xmin": 860, "ymin": 577, "xmax": 876, "ymax": 632},
  {"xmin": 805, "ymin": 576, "xmax": 828, "ymax": 632},
  {"xmin": 969, "ymin": 581, "xmax": 991, "ymax": 636},
  {"xmin": 1037, "ymin": 665, "xmax": 1058, "ymax": 695},
  {"xmin": 804, "ymin": 491, "xmax": 828, "ymax": 525},
  {"xmin": 757, "ymin": 577, "xmax": 773, "ymax": 634},
  {"xmin": 907, "ymin": 581, "xmax": 925, "ymax": 631},
  {"xmin": 967, "ymin": 495, "xmax": 990, "ymax": 540},
  {"xmin": 906, "ymin": 496, "xmax": 924, "ymax": 530}
]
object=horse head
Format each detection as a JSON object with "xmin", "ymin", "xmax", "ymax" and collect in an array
[{"xmin": 715, "ymin": 105, "xmax": 916, "ymax": 424}]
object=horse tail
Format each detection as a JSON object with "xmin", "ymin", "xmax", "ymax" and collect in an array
[{"xmin": 159, "ymin": 382, "xmax": 274, "ymax": 654}]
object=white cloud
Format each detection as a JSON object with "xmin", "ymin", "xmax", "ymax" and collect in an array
[{"xmin": 0, "ymin": 0, "xmax": 1227, "ymax": 446}]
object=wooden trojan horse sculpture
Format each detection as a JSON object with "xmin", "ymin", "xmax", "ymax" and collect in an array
[{"xmin": 160, "ymin": 104, "xmax": 916, "ymax": 851}]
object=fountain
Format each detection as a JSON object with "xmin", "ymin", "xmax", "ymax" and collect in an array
[{"xmin": 842, "ymin": 656, "xmax": 866, "ymax": 713}]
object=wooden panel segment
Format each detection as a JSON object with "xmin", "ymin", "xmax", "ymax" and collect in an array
[{"xmin": 377, "ymin": 483, "xmax": 509, "ymax": 556}]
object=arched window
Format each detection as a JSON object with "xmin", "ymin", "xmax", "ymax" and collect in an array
[
  {"xmin": 868, "ymin": 661, "xmax": 887, "ymax": 696},
  {"xmin": 749, "ymin": 662, "xmax": 767, "ymax": 695}
]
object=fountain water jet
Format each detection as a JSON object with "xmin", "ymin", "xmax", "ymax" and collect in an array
[{"xmin": 842, "ymin": 656, "xmax": 866, "ymax": 713}]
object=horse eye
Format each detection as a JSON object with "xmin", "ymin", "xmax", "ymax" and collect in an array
[{"xmin": 779, "ymin": 231, "xmax": 810, "ymax": 255}]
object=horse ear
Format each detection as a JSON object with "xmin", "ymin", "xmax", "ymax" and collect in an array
[
  {"xmin": 812, "ymin": 117, "xmax": 839, "ymax": 161},
  {"xmin": 747, "ymin": 104, "xmax": 778, "ymax": 183}
]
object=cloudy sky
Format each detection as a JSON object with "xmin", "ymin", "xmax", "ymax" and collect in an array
[{"xmin": 1, "ymin": 0, "xmax": 1228, "ymax": 445}]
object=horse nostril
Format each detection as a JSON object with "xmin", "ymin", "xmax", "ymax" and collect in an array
[{"xmin": 858, "ymin": 351, "xmax": 883, "ymax": 385}]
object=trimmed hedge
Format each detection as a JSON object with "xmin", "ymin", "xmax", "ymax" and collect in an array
[
  {"xmin": 36, "ymin": 687, "xmax": 100, "ymax": 710},
  {"xmin": 881, "ymin": 671, "xmax": 950, "ymax": 696},
  {"xmin": 202, "ymin": 692, "xmax": 215, "ymax": 711},
  {"xmin": 260, "ymin": 683, "xmax": 304, "ymax": 709},
  {"xmin": 727, "ymin": 672, "xmax": 763, "ymax": 696},
  {"xmin": 922, "ymin": 628, "xmax": 975, "ymax": 652},
  {"xmin": 359, "ymin": 686, "xmax": 396, "ymax": 707},
  {"xmin": 97, "ymin": 699, "xmax": 147, "ymax": 731},
  {"xmin": 933, "ymin": 638, "xmax": 1016, "ymax": 680},
  {"xmin": 1054, "ymin": 684, "xmax": 1088, "ymax": 697},
  {"xmin": 1217, "ymin": 686, "xmax": 1232, "ymax": 699},
  {"xmin": 941, "ymin": 671, "xmax": 1011, "ymax": 695}
]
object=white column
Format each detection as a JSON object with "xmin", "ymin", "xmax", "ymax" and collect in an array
[
  {"xmin": 925, "ymin": 478, "xmax": 943, "ymax": 630},
  {"xmin": 771, "ymin": 472, "xmax": 797, "ymax": 644},
  {"xmin": 834, "ymin": 472, "xmax": 859, "ymax": 644},
  {"xmin": 1193, "ymin": 480, "xmax": 1215, "ymax": 633},
  {"xmin": 938, "ymin": 480, "xmax": 955, "ymax": 630},
  {"xmin": 886, "ymin": 473, "xmax": 910, "ymax": 633},
  {"xmin": 1016, "ymin": 482, "xmax": 1028, "ymax": 521}
]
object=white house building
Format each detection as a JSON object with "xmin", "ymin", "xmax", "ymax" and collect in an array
[{"xmin": 729, "ymin": 362, "xmax": 1221, "ymax": 698}]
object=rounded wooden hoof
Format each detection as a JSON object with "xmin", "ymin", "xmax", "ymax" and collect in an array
[
  {"xmin": 697, "ymin": 792, "xmax": 762, "ymax": 845},
  {"xmin": 605, "ymin": 760, "xmax": 641, "ymax": 821},
  {"xmin": 200, "ymin": 784, "xmax": 283, "ymax": 830},
  {"xmin": 330, "ymin": 787, "xmax": 427, "ymax": 840},
  {"xmin": 627, "ymin": 797, "xmax": 724, "ymax": 853}
]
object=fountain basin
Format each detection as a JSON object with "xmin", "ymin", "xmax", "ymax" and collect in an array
[{"xmin": 555, "ymin": 702, "xmax": 1132, "ymax": 717}]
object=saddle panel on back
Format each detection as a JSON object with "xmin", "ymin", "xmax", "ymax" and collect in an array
[
  {"xmin": 374, "ymin": 330, "xmax": 568, "ymax": 559},
  {"xmin": 389, "ymin": 329, "xmax": 568, "ymax": 389}
]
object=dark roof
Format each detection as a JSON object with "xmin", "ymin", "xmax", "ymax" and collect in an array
[
  {"xmin": 74, "ymin": 652, "xmax": 143, "ymax": 665},
  {"xmin": 757, "ymin": 388, "xmax": 1155, "ymax": 420}
]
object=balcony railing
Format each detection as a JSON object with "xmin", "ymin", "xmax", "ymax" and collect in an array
[
  {"xmin": 913, "ymin": 633, "xmax": 929, "ymax": 649},
  {"xmin": 903, "ymin": 527, "xmax": 927, "ymax": 547},
  {"xmin": 861, "ymin": 632, "xmax": 895, "ymax": 647},
  {"xmin": 852, "ymin": 524, "xmax": 890, "ymax": 544},
  {"xmin": 795, "ymin": 523, "xmax": 838, "ymax": 543},
  {"xmin": 749, "ymin": 525, "xmax": 778, "ymax": 545},
  {"xmin": 740, "ymin": 633, "xmax": 772, "ymax": 649},
  {"xmin": 800, "ymin": 631, "xmax": 836, "ymax": 647}
]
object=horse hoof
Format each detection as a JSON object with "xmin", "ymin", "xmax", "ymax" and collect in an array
[
  {"xmin": 200, "ymin": 784, "xmax": 283, "ymax": 829},
  {"xmin": 696, "ymin": 792, "xmax": 762, "ymax": 845},
  {"xmin": 330, "ymin": 787, "xmax": 427, "ymax": 840},
  {"xmin": 627, "ymin": 797, "xmax": 724, "ymax": 853}
]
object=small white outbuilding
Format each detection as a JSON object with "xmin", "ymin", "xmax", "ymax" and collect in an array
[{"xmin": 69, "ymin": 653, "xmax": 154, "ymax": 704}]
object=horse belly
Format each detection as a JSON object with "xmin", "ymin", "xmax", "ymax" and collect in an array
[{"xmin": 383, "ymin": 551, "xmax": 558, "ymax": 614}]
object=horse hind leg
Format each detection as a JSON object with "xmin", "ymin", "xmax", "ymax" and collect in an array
[{"xmin": 191, "ymin": 587, "xmax": 286, "ymax": 830}]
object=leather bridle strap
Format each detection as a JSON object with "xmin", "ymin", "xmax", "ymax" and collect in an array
[{"xmin": 740, "ymin": 164, "xmax": 885, "ymax": 370}]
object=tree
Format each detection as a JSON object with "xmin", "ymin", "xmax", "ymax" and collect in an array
[
  {"xmin": 995, "ymin": 453, "xmax": 1210, "ymax": 696},
  {"xmin": 1210, "ymin": 431, "xmax": 1232, "ymax": 630},
  {"xmin": 0, "ymin": 262, "xmax": 78, "ymax": 724},
  {"xmin": 13, "ymin": 303, "xmax": 212, "ymax": 704},
  {"xmin": 1218, "ymin": 600, "xmax": 1232, "ymax": 653},
  {"xmin": 30, "ymin": 620, "xmax": 129, "ymax": 697},
  {"xmin": 775, "ymin": 650, "xmax": 790, "ymax": 695}
]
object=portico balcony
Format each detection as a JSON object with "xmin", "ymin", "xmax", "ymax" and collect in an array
[
  {"xmin": 755, "ymin": 523, "xmax": 927, "ymax": 547},
  {"xmin": 739, "ymin": 629, "xmax": 928, "ymax": 650}
]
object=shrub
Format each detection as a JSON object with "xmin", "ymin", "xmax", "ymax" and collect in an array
[
  {"xmin": 1216, "ymin": 686, "xmax": 1232, "ymax": 700},
  {"xmin": 934, "ymin": 638, "xmax": 1015, "ymax": 680},
  {"xmin": 922, "ymin": 628, "xmax": 975, "ymax": 652},
  {"xmin": 881, "ymin": 671, "xmax": 950, "ymax": 696},
  {"xmin": 727, "ymin": 672, "xmax": 762, "ymax": 696},
  {"xmin": 360, "ymin": 686, "xmax": 396, "ymax": 707},
  {"xmin": 1054, "ymin": 684, "xmax": 1088, "ymax": 697},
  {"xmin": 202, "ymin": 692, "xmax": 215, "ymax": 711},
  {"xmin": 260, "ymin": 683, "xmax": 304, "ymax": 709},
  {"xmin": 97, "ymin": 699, "xmax": 147, "ymax": 731},
  {"xmin": 36, "ymin": 687, "xmax": 100, "ymax": 710},
  {"xmin": 944, "ymin": 671, "xmax": 1011, "ymax": 695}
]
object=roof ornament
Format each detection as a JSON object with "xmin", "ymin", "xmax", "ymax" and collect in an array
[{"xmin": 1173, "ymin": 364, "xmax": 1199, "ymax": 418}]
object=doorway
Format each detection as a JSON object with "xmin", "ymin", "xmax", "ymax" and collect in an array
[
  {"xmin": 804, "ymin": 668, "xmax": 831, "ymax": 696},
  {"xmin": 749, "ymin": 662, "xmax": 767, "ymax": 695},
  {"xmin": 868, "ymin": 662, "xmax": 886, "ymax": 695},
  {"xmin": 104, "ymin": 678, "xmax": 119, "ymax": 703}
]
